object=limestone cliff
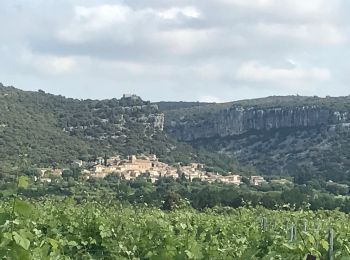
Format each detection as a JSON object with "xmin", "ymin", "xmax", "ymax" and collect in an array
[{"xmin": 168, "ymin": 105, "xmax": 349, "ymax": 141}]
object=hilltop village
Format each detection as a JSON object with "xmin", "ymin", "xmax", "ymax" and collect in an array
[{"xmin": 37, "ymin": 155, "xmax": 272, "ymax": 186}]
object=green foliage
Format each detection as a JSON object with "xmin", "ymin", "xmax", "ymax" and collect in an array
[
  {"xmin": 163, "ymin": 95, "xmax": 350, "ymax": 181},
  {"xmin": 18, "ymin": 176, "xmax": 29, "ymax": 189},
  {"xmin": 0, "ymin": 85, "xmax": 243, "ymax": 174},
  {"xmin": 0, "ymin": 198, "xmax": 350, "ymax": 259},
  {"xmin": 0, "ymin": 164, "xmax": 348, "ymax": 259},
  {"xmin": 18, "ymin": 173, "xmax": 350, "ymax": 214},
  {"xmin": 190, "ymin": 126, "xmax": 350, "ymax": 182}
]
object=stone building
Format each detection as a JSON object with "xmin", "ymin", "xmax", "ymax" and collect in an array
[
  {"xmin": 221, "ymin": 175, "xmax": 241, "ymax": 185},
  {"xmin": 250, "ymin": 176, "xmax": 266, "ymax": 186}
]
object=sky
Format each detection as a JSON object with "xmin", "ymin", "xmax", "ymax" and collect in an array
[{"xmin": 0, "ymin": 0, "xmax": 350, "ymax": 102}]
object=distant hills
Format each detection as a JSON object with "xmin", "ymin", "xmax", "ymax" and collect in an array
[
  {"xmin": 163, "ymin": 95, "xmax": 350, "ymax": 182},
  {"xmin": 0, "ymin": 84, "xmax": 243, "ymax": 174},
  {"xmin": 2, "ymin": 83, "xmax": 350, "ymax": 183}
]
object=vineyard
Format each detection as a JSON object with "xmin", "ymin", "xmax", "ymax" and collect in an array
[{"xmin": 1, "ymin": 194, "xmax": 350, "ymax": 259}]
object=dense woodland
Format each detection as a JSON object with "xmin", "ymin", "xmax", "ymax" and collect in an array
[
  {"xmin": 0, "ymin": 84, "xmax": 248, "ymax": 174},
  {"xmin": 2, "ymin": 84, "xmax": 350, "ymax": 187}
]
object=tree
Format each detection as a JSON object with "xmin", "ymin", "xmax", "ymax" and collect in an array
[
  {"xmin": 161, "ymin": 191, "xmax": 182, "ymax": 211},
  {"xmin": 104, "ymin": 154, "xmax": 108, "ymax": 166},
  {"xmin": 293, "ymin": 166, "xmax": 314, "ymax": 185},
  {"xmin": 62, "ymin": 169, "xmax": 74, "ymax": 180},
  {"xmin": 24, "ymin": 168, "xmax": 41, "ymax": 178}
]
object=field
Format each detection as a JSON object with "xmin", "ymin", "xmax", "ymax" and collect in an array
[{"xmin": 1, "ymin": 197, "xmax": 350, "ymax": 260}]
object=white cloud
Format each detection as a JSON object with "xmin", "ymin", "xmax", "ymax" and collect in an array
[
  {"xmin": 19, "ymin": 49, "xmax": 78, "ymax": 75},
  {"xmin": 75, "ymin": 5, "xmax": 131, "ymax": 27},
  {"xmin": 156, "ymin": 29, "xmax": 214, "ymax": 54},
  {"xmin": 286, "ymin": 59, "xmax": 298, "ymax": 68},
  {"xmin": 191, "ymin": 64, "xmax": 222, "ymax": 80},
  {"xmin": 235, "ymin": 61, "xmax": 331, "ymax": 88},
  {"xmin": 256, "ymin": 23, "xmax": 345, "ymax": 45},
  {"xmin": 156, "ymin": 6, "xmax": 201, "ymax": 19},
  {"xmin": 220, "ymin": 0, "xmax": 277, "ymax": 9},
  {"xmin": 220, "ymin": 0, "xmax": 334, "ymax": 17},
  {"xmin": 43, "ymin": 56, "xmax": 77, "ymax": 74},
  {"xmin": 58, "ymin": 4, "xmax": 202, "ymax": 44},
  {"xmin": 58, "ymin": 4, "xmax": 133, "ymax": 43},
  {"xmin": 0, "ymin": 0, "xmax": 349, "ymax": 101}
]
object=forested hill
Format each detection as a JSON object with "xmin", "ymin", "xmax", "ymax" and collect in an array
[
  {"xmin": 163, "ymin": 95, "xmax": 350, "ymax": 182},
  {"xmin": 5, "ymin": 83, "xmax": 350, "ymax": 182},
  {"xmin": 0, "ymin": 84, "xmax": 244, "ymax": 173}
]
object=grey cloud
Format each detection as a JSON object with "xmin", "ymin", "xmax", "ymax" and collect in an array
[{"xmin": 0, "ymin": 0, "xmax": 349, "ymax": 102}]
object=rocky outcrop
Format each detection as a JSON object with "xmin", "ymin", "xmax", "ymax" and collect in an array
[
  {"xmin": 168, "ymin": 105, "xmax": 349, "ymax": 141},
  {"xmin": 153, "ymin": 114, "xmax": 165, "ymax": 131}
]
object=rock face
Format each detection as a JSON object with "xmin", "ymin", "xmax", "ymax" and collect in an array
[
  {"xmin": 168, "ymin": 106, "xmax": 349, "ymax": 141},
  {"xmin": 153, "ymin": 114, "xmax": 165, "ymax": 131}
]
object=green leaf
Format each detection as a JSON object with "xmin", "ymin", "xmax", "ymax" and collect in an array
[
  {"xmin": 10, "ymin": 244, "xmax": 31, "ymax": 260},
  {"xmin": 13, "ymin": 231, "xmax": 30, "ymax": 250},
  {"xmin": 1, "ymin": 184, "xmax": 17, "ymax": 197},
  {"xmin": 145, "ymin": 251, "xmax": 154, "ymax": 258},
  {"xmin": 18, "ymin": 176, "xmax": 29, "ymax": 189},
  {"xmin": 0, "ymin": 212, "xmax": 11, "ymax": 225},
  {"xmin": 344, "ymin": 244, "xmax": 350, "ymax": 254},
  {"xmin": 68, "ymin": 241, "xmax": 78, "ymax": 247},
  {"xmin": 14, "ymin": 199, "xmax": 33, "ymax": 217},
  {"xmin": 3, "ymin": 232, "xmax": 13, "ymax": 240},
  {"xmin": 305, "ymin": 233, "xmax": 315, "ymax": 245},
  {"xmin": 320, "ymin": 240, "xmax": 329, "ymax": 251},
  {"xmin": 283, "ymin": 243, "xmax": 296, "ymax": 250},
  {"xmin": 185, "ymin": 250, "xmax": 194, "ymax": 259},
  {"xmin": 48, "ymin": 238, "xmax": 59, "ymax": 250}
]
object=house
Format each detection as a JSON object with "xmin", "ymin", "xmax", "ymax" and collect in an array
[
  {"xmin": 150, "ymin": 177, "xmax": 158, "ymax": 183},
  {"xmin": 121, "ymin": 155, "xmax": 152, "ymax": 172},
  {"xmin": 250, "ymin": 176, "xmax": 266, "ymax": 186},
  {"xmin": 148, "ymin": 154, "xmax": 158, "ymax": 161},
  {"xmin": 205, "ymin": 173, "xmax": 221, "ymax": 183},
  {"xmin": 183, "ymin": 170, "xmax": 202, "ymax": 181},
  {"xmin": 107, "ymin": 156, "xmax": 121, "ymax": 165},
  {"xmin": 190, "ymin": 163, "xmax": 204, "ymax": 170},
  {"xmin": 221, "ymin": 175, "xmax": 241, "ymax": 185},
  {"xmin": 96, "ymin": 157, "xmax": 105, "ymax": 165},
  {"xmin": 164, "ymin": 168, "xmax": 179, "ymax": 179},
  {"xmin": 122, "ymin": 94, "xmax": 140, "ymax": 100},
  {"xmin": 149, "ymin": 170, "xmax": 161, "ymax": 178},
  {"xmin": 94, "ymin": 164, "xmax": 106, "ymax": 173}
]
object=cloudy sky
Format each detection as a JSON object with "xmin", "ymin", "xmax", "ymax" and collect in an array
[{"xmin": 1, "ymin": 0, "xmax": 350, "ymax": 102}]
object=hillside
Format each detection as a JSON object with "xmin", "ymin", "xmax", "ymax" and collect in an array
[
  {"xmin": 0, "ymin": 84, "xmax": 169, "ymax": 165},
  {"xmin": 0, "ymin": 84, "xmax": 244, "ymax": 173},
  {"xmin": 155, "ymin": 101, "xmax": 212, "ymax": 111},
  {"xmin": 4, "ymin": 83, "xmax": 350, "ymax": 182},
  {"xmin": 163, "ymin": 95, "xmax": 350, "ymax": 182}
]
